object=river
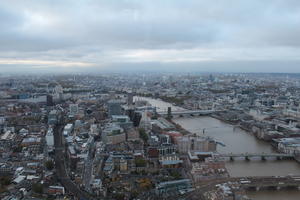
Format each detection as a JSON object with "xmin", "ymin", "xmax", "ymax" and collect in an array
[
  {"xmin": 133, "ymin": 96, "xmax": 186, "ymax": 112},
  {"xmin": 135, "ymin": 96, "xmax": 300, "ymax": 199},
  {"xmin": 172, "ymin": 116, "xmax": 300, "ymax": 177}
]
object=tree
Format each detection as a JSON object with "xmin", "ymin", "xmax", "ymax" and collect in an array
[
  {"xmin": 130, "ymin": 190, "xmax": 139, "ymax": 199},
  {"xmin": 169, "ymin": 170, "xmax": 181, "ymax": 179},
  {"xmin": 135, "ymin": 158, "xmax": 147, "ymax": 167},
  {"xmin": 0, "ymin": 176, "xmax": 11, "ymax": 186},
  {"xmin": 32, "ymin": 183, "xmax": 43, "ymax": 194},
  {"xmin": 45, "ymin": 160, "xmax": 54, "ymax": 170},
  {"xmin": 138, "ymin": 128, "xmax": 148, "ymax": 143},
  {"xmin": 113, "ymin": 193, "xmax": 125, "ymax": 200},
  {"xmin": 13, "ymin": 146, "xmax": 23, "ymax": 153},
  {"xmin": 139, "ymin": 178, "xmax": 152, "ymax": 190}
]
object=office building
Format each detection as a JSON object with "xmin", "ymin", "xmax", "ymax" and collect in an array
[
  {"xmin": 176, "ymin": 136, "xmax": 217, "ymax": 154},
  {"xmin": 127, "ymin": 92, "xmax": 133, "ymax": 105},
  {"xmin": 46, "ymin": 95, "xmax": 54, "ymax": 106},
  {"xmin": 107, "ymin": 100, "xmax": 122, "ymax": 117},
  {"xmin": 102, "ymin": 123, "xmax": 126, "ymax": 144}
]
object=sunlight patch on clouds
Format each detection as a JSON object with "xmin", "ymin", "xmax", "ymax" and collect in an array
[
  {"xmin": 0, "ymin": 59, "xmax": 94, "ymax": 67},
  {"xmin": 22, "ymin": 10, "xmax": 60, "ymax": 29},
  {"xmin": 117, "ymin": 47, "xmax": 300, "ymax": 63},
  {"xmin": 119, "ymin": 49, "xmax": 214, "ymax": 63}
]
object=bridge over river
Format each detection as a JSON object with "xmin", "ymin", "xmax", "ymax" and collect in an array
[
  {"xmin": 240, "ymin": 176, "xmax": 300, "ymax": 191},
  {"xmin": 217, "ymin": 153, "xmax": 294, "ymax": 161},
  {"xmin": 184, "ymin": 176, "xmax": 300, "ymax": 200},
  {"xmin": 157, "ymin": 109, "xmax": 219, "ymax": 117}
]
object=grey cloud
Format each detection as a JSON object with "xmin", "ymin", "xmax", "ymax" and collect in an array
[
  {"xmin": 0, "ymin": 0, "xmax": 300, "ymax": 72},
  {"xmin": 1, "ymin": 0, "xmax": 299, "ymax": 50}
]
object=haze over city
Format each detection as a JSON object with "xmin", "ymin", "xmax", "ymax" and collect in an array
[
  {"xmin": 3, "ymin": 1, "xmax": 300, "ymax": 200},
  {"xmin": 1, "ymin": 0, "xmax": 300, "ymax": 73}
]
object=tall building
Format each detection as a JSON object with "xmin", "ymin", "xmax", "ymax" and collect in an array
[
  {"xmin": 107, "ymin": 100, "xmax": 122, "ymax": 117},
  {"xmin": 139, "ymin": 111, "xmax": 151, "ymax": 130},
  {"xmin": 48, "ymin": 110, "xmax": 58, "ymax": 125},
  {"xmin": 167, "ymin": 107, "xmax": 172, "ymax": 119},
  {"xmin": 55, "ymin": 84, "xmax": 64, "ymax": 101},
  {"xmin": 0, "ymin": 117, "xmax": 5, "ymax": 125},
  {"xmin": 127, "ymin": 92, "xmax": 133, "ymax": 105},
  {"xmin": 46, "ymin": 95, "xmax": 54, "ymax": 106},
  {"xmin": 132, "ymin": 112, "xmax": 142, "ymax": 127}
]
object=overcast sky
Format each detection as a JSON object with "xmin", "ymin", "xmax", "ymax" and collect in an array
[{"xmin": 0, "ymin": 0, "xmax": 300, "ymax": 73}]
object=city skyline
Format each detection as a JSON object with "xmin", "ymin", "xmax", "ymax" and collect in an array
[{"xmin": 1, "ymin": 0, "xmax": 300, "ymax": 73}]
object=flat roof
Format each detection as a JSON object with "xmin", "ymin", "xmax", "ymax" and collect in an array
[
  {"xmin": 13, "ymin": 175, "xmax": 26, "ymax": 184},
  {"xmin": 157, "ymin": 179, "xmax": 191, "ymax": 187}
]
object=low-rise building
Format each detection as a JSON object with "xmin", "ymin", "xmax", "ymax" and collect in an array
[
  {"xmin": 46, "ymin": 127, "xmax": 54, "ymax": 147},
  {"xmin": 273, "ymin": 137, "xmax": 300, "ymax": 154},
  {"xmin": 102, "ymin": 123, "xmax": 126, "ymax": 145},
  {"xmin": 155, "ymin": 179, "xmax": 193, "ymax": 196},
  {"xmin": 21, "ymin": 137, "xmax": 42, "ymax": 147},
  {"xmin": 176, "ymin": 136, "xmax": 217, "ymax": 154},
  {"xmin": 63, "ymin": 123, "xmax": 73, "ymax": 136},
  {"xmin": 48, "ymin": 186, "xmax": 65, "ymax": 195}
]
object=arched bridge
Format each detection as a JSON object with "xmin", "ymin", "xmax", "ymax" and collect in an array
[
  {"xmin": 217, "ymin": 153, "xmax": 294, "ymax": 161},
  {"xmin": 157, "ymin": 110, "xmax": 218, "ymax": 117}
]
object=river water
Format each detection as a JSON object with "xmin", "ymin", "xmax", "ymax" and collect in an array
[
  {"xmin": 133, "ymin": 96, "xmax": 186, "ymax": 112},
  {"xmin": 172, "ymin": 116, "xmax": 300, "ymax": 177},
  {"xmin": 135, "ymin": 96, "xmax": 300, "ymax": 199}
]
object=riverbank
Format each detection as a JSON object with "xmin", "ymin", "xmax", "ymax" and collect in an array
[
  {"xmin": 210, "ymin": 113, "xmax": 238, "ymax": 126},
  {"xmin": 135, "ymin": 96, "xmax": 300, "ymax": 199},
  {"xmin": 168, "ymin": 118, "xmax": 193, "ymax": 135},
  {"xmin": 211, "ymin": 113, "xmax": 272, "ymax": 147}
]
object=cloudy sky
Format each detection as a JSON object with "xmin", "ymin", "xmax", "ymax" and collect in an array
[{"xmin": 0, "ymin": 0, "xmax": 300, "ymax": 73}]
